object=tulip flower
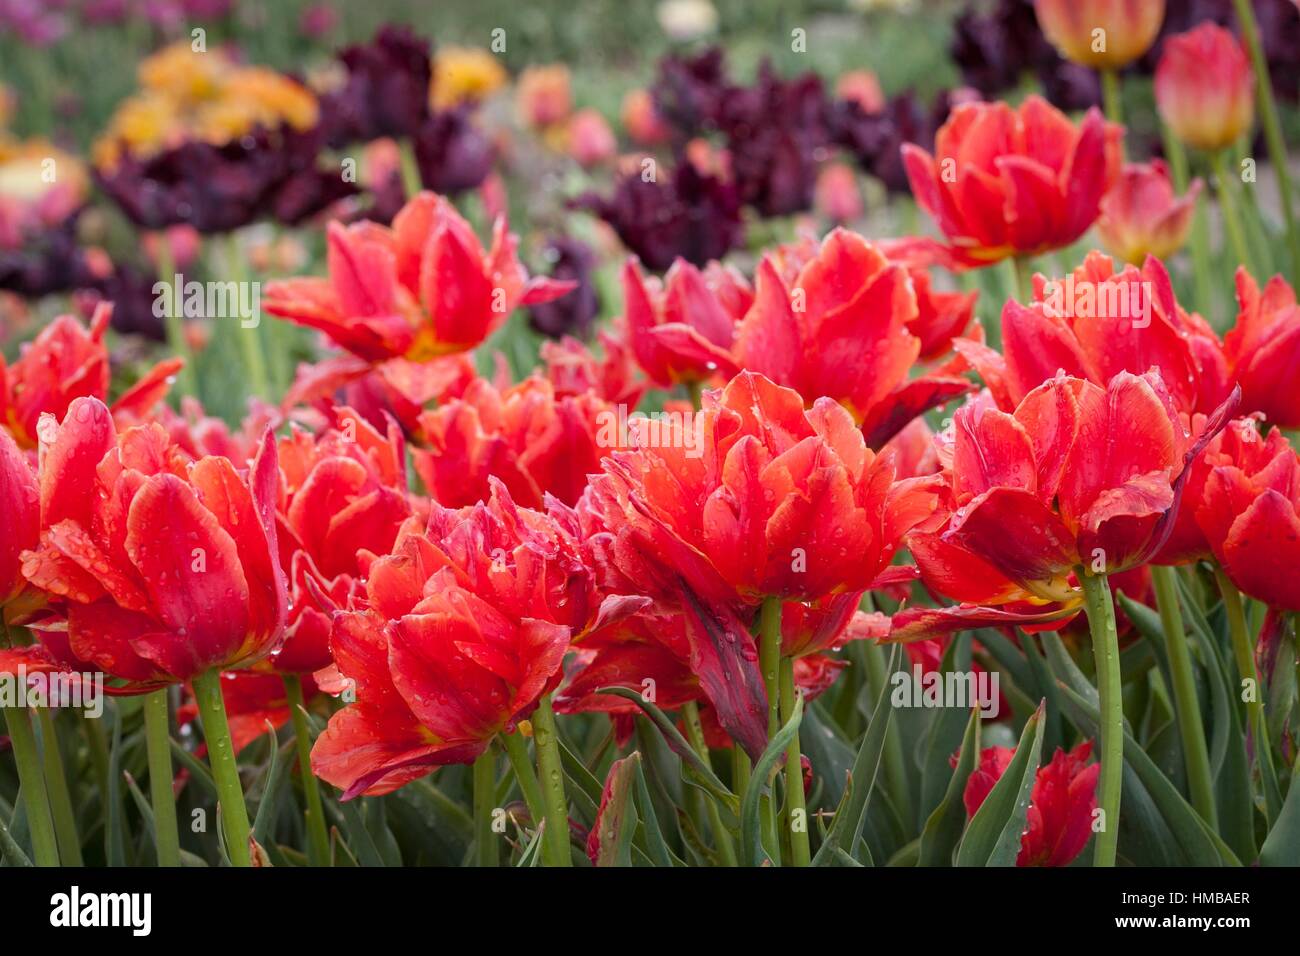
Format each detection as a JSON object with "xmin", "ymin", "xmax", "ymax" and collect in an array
[
  {"xmin": 955, "ymin": 251, "xmax": 1228, "ymax": 418},
  {"xmin": 264, "ymin": 192, "xmax": 575, "ymax": 362},
  {"xmin": 1224, "ymin": 268, "xmax": 1300, "ymax": 429},
  {"xmin": 319, "ymin": 25, "xmax": 433, "ymax": 146},
  {"xmin": 1033, "ymin": 0, "xmax": 1165, "ymax": 71},
  {"xmin": 621, "ymin": 88, "xmax": 672, "ymax": 145},
  {"xmin": 902, "ymin": 95, "xmax": 1122, "ymax": 267},
  {"xmin": 516, "ymin": 65, "xmax": 573, "ymax": 130},
  {"xmin": 620, "ymin": 256, "xmax": 750, "ymax": 387},
  {"xmin": 1098, "ymin": 160, "xmax": 1202, "ymax": 264},
  {"xmin": 0, "ymin": 426, "xmax": 37, "ymax": 609},
  {"xmin": 963, "ymin": 741, "xmax": 1100, "ymax": 866},
  {"xmin": 19, "ymin": 397, "xmax": 287, "ymax": 690},
  {"xmin": 735, "ymin": 229, "xmax": 971, "ymax": 446},
  {"xmin": 567, "ymin": 109, "xmax": 617, "ymax": 168},
  {"xmin": 413, "ymin": 375, "xmax": 617, "ymax": 509},
  {"xmin": 528, "ymin": 236, "xmax": 602, "ymax": 340},
  {"xmin": 1155, "ymin": 23, "xmax": 1254, "ymax": 153},
  {"xmin": 272, "ymin": 406, "xmax": 413, "ymax": 675},
  {"xmin": 814, "ymin": 162, "xmax": 865, "ymax": 224}
]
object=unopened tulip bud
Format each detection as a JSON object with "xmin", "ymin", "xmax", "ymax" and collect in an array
[
  {"xmin": 1033, "ymin": 0, "xmax": 1165, "ymax": 70},
  {"xmin": 1155, "ymin": 23, "xmax": 1255, "ymax": 152}
]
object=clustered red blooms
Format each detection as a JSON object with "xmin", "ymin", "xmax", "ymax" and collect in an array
[{"xmin": 5, "ymin": 42, "xmax": 1300, "ymax": 870}]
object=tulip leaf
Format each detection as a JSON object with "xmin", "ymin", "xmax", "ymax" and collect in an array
[
  {"xmin": 591, "ymin": 754, "xmax": 641, "ymax": 867},
  {"xmin": 335, "ymin": 798, "xmax": 386, "ymax": 867},
  {"xmin": 633, "ymin": 757, "xmax": 680, "ymax": 867},
  {"xmin": 0, "ymin": 809, "xmax": 32, "ymax": 867},
  {"xmin": 811, "ymin": 645, "xmax": 899, "ymax": 867},
  {"xmin": 740, "ymin": 695, "xmax": 803, "ymax": 867},
  {"xmin": 252, "ymin": 733, "xmax": 295, "ymax": 847},
  {"xmin": 1259, "ymin": 758, "xmax": 1300, "ymax": 866},
  {"xmin": 169, "ymin": 738, "xmax": 219, "ymax": 802},
  {"xmin": 105, "ymin": 710, "xmax": 127, "ymax": 867},
  {"xmin": 918, "ymin": 708, "xmax": 981, "ymax": 867},
  {"xmin": 955, "ymin": 703, "xmax": 1044, "ymax": 867},
  {"xmin": 918, "ymin": 635, "xmax": 974, "ymax": 820},
  {"xmin": 596, "ymin": 687, "xmax": 737, "ymax": 813}
]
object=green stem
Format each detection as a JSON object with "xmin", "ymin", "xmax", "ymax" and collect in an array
[
  {"xmin": 284, "ymin": 675, "xmax": 329, "ymax": 867},
  {"xmin": 1100, "ymin": 68, "xmax": 1123, "ymax": 127},
  {"xmin": 779, "ymin": 658, "xmax": 810, "ymax": 866},
  {"xmin": 1150, "ymin": 566, "xmax": 1217, "ymax": 827},
  {"xmin": 1009, "ymin": 254, "xmax": 1033, "ymax": 304},
  {"xmin": 1231, "ymin": 0, "xmax": 1300, "ymax": 281},
  {"xmin": 399, "ymin": 139, "xmax": 423, "ymax": 199},
  {"xmin": 758, "ymin": 596, "xmax": 784, "ymax": 867},
  {"xmin": 530, "ymin": 694, "xmax": 571, "ymax": 866},
  {"xmin": 223, "ymin": 232, "xmax": 270, "ymax": 402},
  {"xmin": 861, "ymin": 638, "xmax": 911, "ymax": 820},
  {"xmin": 682, "ymin": 700, "xmax": 737, "ymax": 866},
  {"xmin": 1210, "ymin": 150, "xmax": 1253, "ymax": 273},
  {"xmin": 154, "ymin": 235, "xmax": 197, "ymax": 397},
  {"xmin": 142, "ymin": 689, "xmax": 180, "ymax": 866},
  {"xmin": 35, "ymin": 709, "xmax": 82, "ymax": 866},
  {"xmin": 1161, "ymin": 128, "xmax": 1216, "ymax": 317},
  {"xmin": 1215, "ymin": 566, "xmax": 1279, "ymax": 822},
  {"xmin": 191, "ymin": 669, "xmax": 252, "ymax": 867},
  {"xmin": 472, "ymin": 748, "xmax": 498, "ymax": 867},
  {"xmin": 501, "ymin": 731, "xmax": 546, "ymax": 827},
  {"xmin": 731, "ymin": 743, "xmax": 750, "ymax": 799},
  {"xmin": 2, "ymin": 706, "xmax": 59, "ymax": 866},
  {"xmin": 1079, "ymin": 569, "xmax": 1122, "ymax": 867}
]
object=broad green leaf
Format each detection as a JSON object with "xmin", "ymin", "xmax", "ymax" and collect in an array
[
  {"xmin": 918, "ymin": 708, "xmax": 980, "ymax": 866},
  {"xmin": 633, "ymin": 757, "xmax": 680, "ymax": 867},
  {"xmin": 590, "ymin": 753, "xmax": 640, "ymax": 867},
  {"xmin": 0, "ymin": 809, "xmax": 32, "ymax": 866},
  {"xmin": 740, "ymin": 695, "xmax": 802, "ymax": 867},
  {"xmin": 918, "ymin": 635, "xmax": 973, "ymax": 820},
  {"xmin": 1259, "ymin": 759, "xmax": 1300, "ymax": 866}
]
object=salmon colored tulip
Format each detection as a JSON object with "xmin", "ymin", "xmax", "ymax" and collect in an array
[
  {"xmin": 1033, "ymin": 0, "xmax": 1165, "ymax": 70},
  {"xmin": 955, "ymin": 251, "xmax": 1229, "ymax": 417},
  {"xmin": 814, "ymin": 162, "xmax": 864, "ymax": 225},
  {"xmin": 964, "ymin": 740, "xmax": 1100, "ymax": 866},
  {"xmin": 620, "ymin": 256, "xmax": 750, "ymax": 387},
  {"xmin": 1155, "ymin": 24, "xmax": 1254, "ymax": 153},
  {"xmin": 1224, "ymin": 268, "xmax": 1300, "ymax": 429},
  {"xmin": 264, "ymin": 192, "xmax": 575, "ymax": 362},
  {"xmin": 18, "ymin": 396, "xmax": 287, "ymax": 691},
  {"xmin": 412, "ymin": 374, "xmax": 617, "ymax": 509},
  {"xmin": 902, "ymin": 95, "xmax": 1122, "ymax": 267},
  {"xmin": 1098, "ymin": 160, "xmax": 1202, "ymax": 265},
  {"xmin": 620, "ymin": 88, "xmax": 671, "ymax": 146},
  {"xmin": 735, "ymin": 229, "xmax": 972, "ymax": 447},
  {"xmin": 567, "ymin": 109, "xmax": 617, "ymax": 168},
  {"xmin": 271, "ymin": 406, "xmax": 413, "ymax": 674},
  {"xmin": 1195, "ymin": 422, "xmax": 1300, "ymax": 611}
]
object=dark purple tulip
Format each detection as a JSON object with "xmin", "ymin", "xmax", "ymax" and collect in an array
[
  {"xmin": 574, "ymin": 162, "xmax": 742, "ymax": 272},
  {"xmin": 527, "ymin": 236, "xmax": 598, "ymax": 340},
  {"xmin": 649, "ymin": 46, "xmax": 731, "ymax": 139},
  {"xmin": 413, "ymin": 107, "xmax": 495, "ymax": 195},
  {"xmin": 319, "ymin": 25, "xmax": 433, "ymax": 147},
  {"xmin": 0, "ymin": 217, "xmax": 98, "ymax": 297},
  {"xmin": 833, "ymin": 90, "xmax": 965, "ymax": 196},
  {"xmin": 83, "ymin": 263, "xmax": 167, "ymax": 340}
]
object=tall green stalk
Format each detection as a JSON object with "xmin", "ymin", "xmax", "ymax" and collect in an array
[
  {"xmin": 142, "ymin": 688, "xmax": 180, "ymax": 866},
  {"xmin": 1149, "ymin": 566, "xmax": 1217, "ymax": 826},
  {"xmin": 757, "ymin": 596, "xmax": 783, "ymax": 866},
  {"xmin": 1231, "ymin": 0, "xmax": 1300, "ymax": 280},
  {"xmin": 154, "ymin": 236, "xmax": 197, "ymax": 396},
  {"xmin": 1215, "ymin": 567, "xmax": 1280, "ymax": 823},
  {"xmin": 35, "ymin": 709, "xmax": 82, "ymax": 866},
  {"xmin": 682, "ymin": 699, "xmax": 737, "ymax": 866},
  {"xmin": 472, "ymin": 748, "xmax": 498, "ymax": 867},
  {"xmin": 2, "ymin": 705, "xmax": 59, "ymax": 866},
  {"xmin": 779, "ymin": 659, "xmax": 810, "ymax": 866},
  {"xmin": 223, "ymin": 232, "xmax": 270, "ymax": 401},
  {"xmin": 1100, "ymin": 69, "xmax": 1123, "ymax": 127},
  {"xmin": 284, "ymin": 675, "xmax": 330, "ymax": 867},
  {"xmin": 1079, "ymin": 569, "xmax": 1122, "ymax": 867},
  {"xmin": 1209, "ymin": 151, "xmax": 1254, "ymax": 275},
  {"xmin": 1160, "ymin": 128, "xmax": 1215, "ymax": 318},
  {"xmin": 191, "ymin": 669, "xmax": 252, "ymax": 867},
  {"xmin": 530, "ymin": 694, "xmax": 571, "ymax": 866},
  {"xmin": 501, "ymin": 731, "xmax": 546, "ymax": 827}
]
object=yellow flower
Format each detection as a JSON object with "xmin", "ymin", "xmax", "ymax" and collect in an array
[
  {"xmin": 138, "ymin": 42, "xmax": 229, "ymax": 103},
  {"xmin": 432, "ymin": 47, "xmax": 507, "ymax": 109}
]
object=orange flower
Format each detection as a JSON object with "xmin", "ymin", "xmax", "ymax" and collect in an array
[
  {"xmin": 902, "ymin": 96, "xmax": 1122, "ymax": 267},
  {"xmin": 1033, "ymin": 0, "xmax": 1165, "ymax": 70},
  {"xmin": 1155, "ymin": 24, "xmax": 1254, "ymax": 153},
  {"xmin": 264, "ymin": 192, "xmax": 574, "ymax": 362},
  {"xmin": 1098, "ymin": 160, "xmax": 1202, "ymax": 265}
]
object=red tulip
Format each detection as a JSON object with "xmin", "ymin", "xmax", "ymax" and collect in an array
[
  {"xmin": 735, "ymin": 229, "xmax": 971, "ymax": 447},
  {"xmin": 540, "ymin": 330, "xmax": 647, "ymax": 408},
  {"xmin": 264, "ymin": 192, "xmax": 574, "ymax": 362},
  {"xmin": 413, "ymin": 375, "xmax": 617, "ymax": 509},
  {"xmin": 0, "ymin": 303, "xmax": 181, "ymax": 449},
  {"xmin": 956, "ymin": 251, "xmax": 1229, "ymax": 417},
  {"xmin": 311, "ymin": 481, "xmax": 632, "ymax": 798},
  {"xmin": 1224, "ymin": 268, "xmax": 1300, "ymax": 429},
  {"xmin": 18, "ymin": 397, "xmax": 287, "ymax": 690},
  {"xmin": 897, "ymin": 372, "xmax": 1237, "ymax": 640},
  {"xmin": 1098, "ymin": 160, "xmax": 1202, "ymax": 265},
  {"xmin": 963, "ymin": 740, "xmax": 1099, "ymax": 866},
  {"xmin": 1155, "ymin": 24, "xmax": 1254, "ymax": 153},
  {"xmin": 0, "ymin": 427, "xmax": 37, "ymax": 608},
  {"xmin": 271, "ymin": 406, "xmax": 412, "ymax": 674},
  {"xmin": 581, "ymin": 371, "xmax": 939, "ymax": 753},
  {"xmin": 620, "ymin": 257, "xmax": 750, "ymax": 387},
  {"xmin": 1195, "ymin": 422, "xmax": 1300, "ymax": 611},
  {"xmin": 903, "ymin": 96, "xmax": 1121, "ymax": 267},
  {"xmin": 1033, "ymin": 0, "xmax": 1165, "ymax": 70}
]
